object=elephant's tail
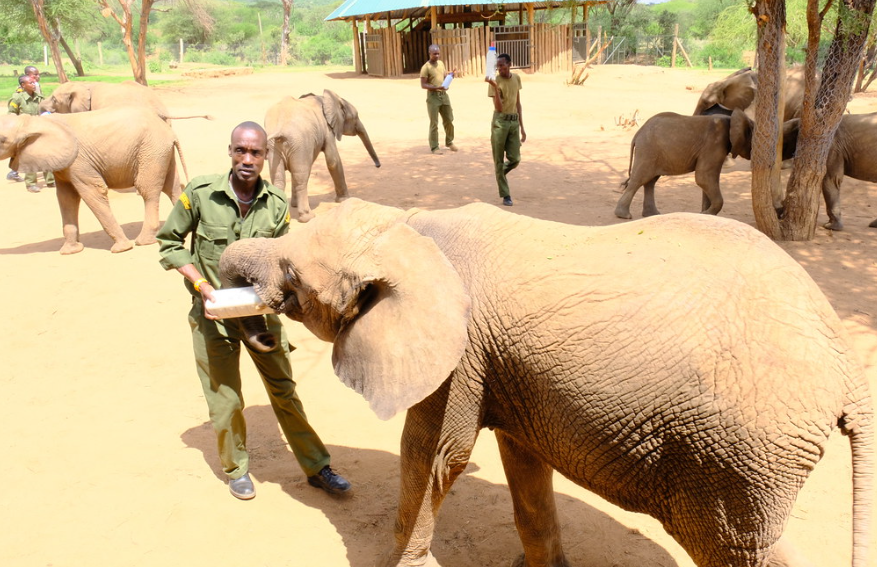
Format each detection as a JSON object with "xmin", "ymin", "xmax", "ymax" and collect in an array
[
  {"xmin": 620, "ymin": 136, "xmax": 636, "ymax": 189},
  {"xmin": 842, "ymin": 394, "xmax": 874, "ymax": 567},
  {"xmin": 174, "ymin": 136, "xmax": 190, "ymax": 185},
  {"xmin": 162, "ymin": 114, "xmax": 215, "ymax": 121}
]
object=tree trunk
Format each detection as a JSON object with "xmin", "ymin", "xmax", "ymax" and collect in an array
[
  {"xmin": 781, "ymin": 0, "xmax": 876, "ymax": 240},
  {"xmin": 57, "ymin": 33, "xmax": 85, "ymax": 77},
  {"xmin": 134, "ymin": 0, "xmax": 155, "ymax": 85},
  {"xmin": 280, "ymin": 0, "xmax": 292, "ymax": 66},
  {"xmin": 28, "ymin": 0, "xmax": 68, "ymax": 83},
  {"xmin": 750, "ymin": 0, "xmax": 786, "ymax": 240}
]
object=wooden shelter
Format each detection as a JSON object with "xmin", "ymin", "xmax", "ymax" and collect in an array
[{"xmin": 325, "ymin": 1, "xmax": 610, "ymax": 78}]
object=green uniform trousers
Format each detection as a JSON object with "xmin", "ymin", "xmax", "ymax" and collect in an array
[
  {"xmin": 188, "ymin": 299, "xmax": 331, "ymax": 480},
  {"xmin": 24, "ymin": 170, "xmax": 53, "ymax": 186},
  {"xmin": 426, "ymin": 91, "xmax": 454, "ymax": 151},
  {"xmin": 490, "ymin": 112, "xmax": 521, "ymax": 198}
]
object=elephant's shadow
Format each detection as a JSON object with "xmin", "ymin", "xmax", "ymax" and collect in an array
[
  {"xmin": 182, "ymin": 405, "xmax": 680, "ymax": 567},
  {"xmin": 0, "ymin": 221, "xmax": 143, "ymax": 254}
]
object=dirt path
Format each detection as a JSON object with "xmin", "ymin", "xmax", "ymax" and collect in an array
[{"xmin": 2, "ymin": 65, "xmax": 875, "ymax": 567}]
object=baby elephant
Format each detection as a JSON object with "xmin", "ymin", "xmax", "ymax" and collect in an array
[
  {"xmin": 614, "ymin": 110, "xmax": 798, "ymax": 219},
  {"xmin": 821, "ymin": 111, "xmax": 877, "ymax": 230}
]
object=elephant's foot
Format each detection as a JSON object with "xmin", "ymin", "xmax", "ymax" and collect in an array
[
  {"xmin": 297, "ymin": 211, "xmax": 315, "ymax": 223},
  {"xmin": 510, "ymin": 553, "xmax": 571, "ymax": 567},
  {"xmin": 135, "ymin": 235, "xmax": 158, "ymax": 246},
  {"xmin": 642, "ymin": 208, "xmax": 661, "ymax": 217},
  {"xmin": 60, "ymin": 242, "xmax": 85, "ymax": 255},
  {"xmin": 822, "ymin": 219, "xmax": 844, "ymax": 231},
  {"xmin": 111, "ymin": 240, "xmax": 135, "ymax": 253},
  {"xmin": 384, "ymin": 550, "xmax": 441, "ymax": 567},
  {"xmin": 614, "ymin": 206, "xmax": 633, "ymax": 220},
  {"xmin": 335, "ymin": 195, "xmax": 349, "ymax": 203}
]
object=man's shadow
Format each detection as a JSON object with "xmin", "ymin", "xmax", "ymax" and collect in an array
[{"xmin": 182, "ymin": 405, "xmax": 680, "ymax": 567}]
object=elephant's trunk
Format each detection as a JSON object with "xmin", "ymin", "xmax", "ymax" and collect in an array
[{"xmin": 356, "ymin": 119, "xmax": 381, "ymax": 168}]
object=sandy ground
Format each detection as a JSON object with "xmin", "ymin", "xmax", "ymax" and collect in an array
[{"xmin": 2, "ymin": 65, "xmax": 876, "ymax": 567}]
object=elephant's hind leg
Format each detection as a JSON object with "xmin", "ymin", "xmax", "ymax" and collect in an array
[
  {"xmin": 135, "ymin": 160, "xmax": 175, "ymax": 246},
  {"xmin": 496, "ymin": 432, "xmax": 569, "ymax": 567},
  {"xmin": 78, "ymin": 180, "xmax": 134, "ymax": 253},
  {"xmin": 641, "ymin": 178, "xmax": 661, "ymax": 217},
  {"xmin": 615, "ymin": 175, "xmax": 658, "ymax": 220},
  {"xmin": 694, "ymin": 168, "xmax": 724, "ymax": 215}
]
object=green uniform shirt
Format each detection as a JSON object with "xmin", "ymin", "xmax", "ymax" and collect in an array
[
  {"xmin": 8, "ymin": 88, "xmax": 43, "ymax": 116},
  {"xmin": 157, "ymin": 172, "xmax": 290, "ymax": 296},
  {"xmin": 488, "ymin": 73, "xmax": 523, "ymax": 115},
  {"xmin": 420, "ymin": 60, "xmax": 447, "ymax": 88}
]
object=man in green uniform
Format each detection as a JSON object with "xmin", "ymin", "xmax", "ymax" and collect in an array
[
  {"xmin": 8, "ymin": 75, "xmax": 54, "ymax": 192},
  {"xmin": 486, "ymin": 53, "xmax": 526, "ymax": 207},
  {"xmin": 24, "ymin": 66, "xmax": 43, "ymax": 96},
  {"xmin": 420, "ymin": 44, "xmax": 457, "ymax": 155},
  {"xmin": 157, "ymin": 122, "xmax": 351, "ymax": 500}
]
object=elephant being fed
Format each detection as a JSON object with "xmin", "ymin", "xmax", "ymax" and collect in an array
[
  {"xmin": 220, "ymin": 199, "xmax": 873, "ymax": 567},
  {"xmin": 693, "ymin": 66, "xmax": 808, "ymax": 120},
  {"xmin": 614, "ymin": 109, "xmax": 799, "ymax": 219},
  {"xmin": 264, "ymin": 89, "xmax": 381, "ymax": 223},
  {"xmin": 38, "ymin": 81, "xmax": 211, "ymax": 122},
  {"xmin": 0, "ymin": 107, "xmax": 188, "ymax": 254}
]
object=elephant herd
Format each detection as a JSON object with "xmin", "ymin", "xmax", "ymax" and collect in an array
[
  {"xmin": 4, "ymin": 75, "xmax": 873, "ymax": 567},
  {"xmin": 616, "ymin": 66, "xmax": 877, "ymax": 231},
  {"xmin": 0, "ymin": 80, "xmax": 378, "ymax": 254}
]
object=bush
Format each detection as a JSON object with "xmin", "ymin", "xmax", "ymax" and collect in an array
[
  {"xmin": 694, "ymin": 42, "xmax": 745, "ymax": 69},
  {"xmin": 148, "ymin": 59, "xmax": 162, "ymax": 73}
]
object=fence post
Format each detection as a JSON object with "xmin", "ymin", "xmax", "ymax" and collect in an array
[
  {"xmin": 43, "ymin": 45, "xmax": 48, "ymax": 66},
  {"xmin": 98, "ymin": 42, "xmax": 103, "ymax": 66},
  {"xmin": 180, "ymin": 38, "xmax": 184, "ymax": 65},
  {"xmin": 671, "ymin": 24, "xmax": 678, "ymax": 68}
]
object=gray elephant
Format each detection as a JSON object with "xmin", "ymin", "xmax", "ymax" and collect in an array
[
  {"xmin": 219, "ymin": 199, "xmax": 873, "ymax": 567},
  {"xmin": 816, "ymin": 111, "xmax": 877, "ymax": 230},
  {"xmin": 264, "ymin": 90, "xmax": 381, "ymax": 223},
  {"xmin": 38, "ymin": 81, "xmax": 211, "ymax": 121},
  {"xmin": 694, "ymin": 66, "xmax": 808, "ymax": 121},
  {"xmin": 614, "ymin": 109, "xmax": 799, "ymax": 219},
  {"xmin": 0, "ymin": 107, "xmax": 187, "ymax": 254}
]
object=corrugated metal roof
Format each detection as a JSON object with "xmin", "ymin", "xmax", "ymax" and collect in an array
[{"xmin": 325, "ymin": 1, "xmax": 598, "ymax": 22}]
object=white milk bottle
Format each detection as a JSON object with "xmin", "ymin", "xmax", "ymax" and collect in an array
[{"xmin": 486, "ymin": 43, "xmax": 497, "ymax": 80}]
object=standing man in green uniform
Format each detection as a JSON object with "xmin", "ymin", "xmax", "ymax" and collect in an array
[
  {"xmin": 486, "ymin": 53, "xmax": 526, "ymax": 207},
  {"xmin": 24, "ymin": 66, "xmax": 43, "ymax": 95},
  {"xmin": 7, "ymin": 75, "xmax": 54, "ymax": 192},
  {"xmin": 420, "ymin": 44, "xmax": 458, "ymax": 155},
  {"xmin": 157, "ymin": 122, "xmax": 352, "ymax": 500}
]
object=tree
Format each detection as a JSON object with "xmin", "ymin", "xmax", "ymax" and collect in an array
[
  {"xmin": 279, "ymin": 0, "xmax": 292, "ymax": 66},
  {"xmin": 29, "ymin": 0, "xmax": 69, "ymax": 82},
  {"xmin": 749, "ymin": 0, "xmax": 877, "ymax": 241}
]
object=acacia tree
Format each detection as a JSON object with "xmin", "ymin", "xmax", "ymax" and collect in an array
[
  {"xmin": 96, "ymin": 0, "xmax": 155, "ymax": 85},
  {"xmin": 29, "ymin": 0, "xmax": 69, "ymax": 82},
  {"xmin": 280, "ymin": 0, "xmax": 292, "ymax": 65},
  {"xmin": 750, "ymin": 0, "xmax": 876, "ymax": 241}
]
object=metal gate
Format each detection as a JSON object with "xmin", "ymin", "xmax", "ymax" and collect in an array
[
  {"xmin": 494, "ymin": 25, "xmax": 531, "ymax": 69},
  {"xmin": 365, "ymin": 33, "xmax": 384, "ymax": 76}
]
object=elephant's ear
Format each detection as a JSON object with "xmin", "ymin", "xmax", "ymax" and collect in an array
[
  {"xmin": 321, "ymin": 89, "xmax": 345, "ymax": 141},
  {"xmin": 730, "ymin": 108, "xmax": 752, "ymax": 160},
  {"xmin": 12, "ymin": 115, "xmax": 78, "ymax": 173},
  {"xmin": 69, "ymin": 84, "xmax": 92, "ymax": 113},
  {"xmin": 332, "ymin": 223, "xmax": 472, "ymax": 421}
]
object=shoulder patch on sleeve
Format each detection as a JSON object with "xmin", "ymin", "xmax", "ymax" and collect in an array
[
  {"xmin": 285, "ymin": 211, "xmax": 291, "ymax": 223},
  {"xmin": 179, "ymin": 193, "xmax": 191, "ymax": 210}
]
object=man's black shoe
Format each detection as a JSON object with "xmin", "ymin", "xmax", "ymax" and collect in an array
[
  {"xmin": 307, "ymin": 465, "xmax": 351, "ymax": 495},
  {"xmin": 502, "ymin": 196, "xmax": 513, "ymax": 206},
  {"xmin": 229, "ymin": 472, "xmax": 256, "ymax": 500}
]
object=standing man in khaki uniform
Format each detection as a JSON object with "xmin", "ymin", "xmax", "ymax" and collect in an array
[
  {"xmin": 420, "ymin": 44, "xmax": 458, "ymax": 155},
  {"xmin": 486, "ymin": 53, "xmax": 526, "ymax": 207},
  {"xmin": 157, "ymin": 122, "xmax": 352, "ymax": 500},
  {"xmin": 8, "ymin": 75, "xmax": 54, "ymax": 192}
]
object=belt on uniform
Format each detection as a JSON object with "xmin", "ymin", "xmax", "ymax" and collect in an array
[{"xmin": 497, "ymin": 113, "xmax": 518, "ymax": 121}]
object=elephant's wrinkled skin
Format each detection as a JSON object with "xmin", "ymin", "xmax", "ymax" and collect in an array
[
  {"xmin": 614, "ymin": 109, "xmax": 799, "ymax": 219},
  {"xmin": 0, "ymin": 108, "xmax": 188, "ymax": 254},
  {"xmin": 264, "ymin": 90, "xmax": 381, "ymax": 223},
  {"xmin": 219, "ymin": 199, "xmax": 873, "ymax": 567},
  {"xmin": 38, "ymin": 81, "xmax": 211, "ymax": 121},
  {"xmin": 816, "ymin": 111, "xmax": 877, "ymax": 230}
]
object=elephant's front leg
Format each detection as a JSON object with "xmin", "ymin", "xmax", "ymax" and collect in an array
[
  {"xmin": 695, "ymin": 168, "xmax": 723, "ymax": 215},
  {"xmin": 55, "ymin": 181, "xmax": 85, "ymax": 255},
  {"xmin": 385, "ymin": 382, "xmax": 480, "ymax": 567},
  {"xmin": 323, "ymin": 143, "xmax": 350, "ymax": 202},
  {"xmin": 495, "ymin": 432, "xmax": 569, "ymax": 567},
  {"xmin": 821, "ymin": 170, "xmax": 844, "ymax": 231},
  {"xmin": 74, "ymin": 176, "xmax": 134, "ymax": 253}
]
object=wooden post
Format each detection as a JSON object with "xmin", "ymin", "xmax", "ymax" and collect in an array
[
  {"xmin": 585, "ymin": 4, "xmax": 591, "ymax": 66},
  {"xmin": 98, "ymin": 41, "xmax": 103, "ymax": 66},
  {"xmin": 430, "ymin": 7, "xmax": 437, "ymax": 30},
  {"xmin": 527, "ymin": 3, "xmax": 535, "ymax": 70},
  {"xmin": 179, "ymin": 38, "xmax": 184, "ymax": 65},
  {"xmin": 353, "ymin": 20, "xmax": 362, "ymax": 74},
  {"xmin": 709, "ymin": 56, "xmax": 713, "ymax": 71},
  {"xmin": 671, "ymin": 23, "xmax": 678, "ymax": 68}
]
